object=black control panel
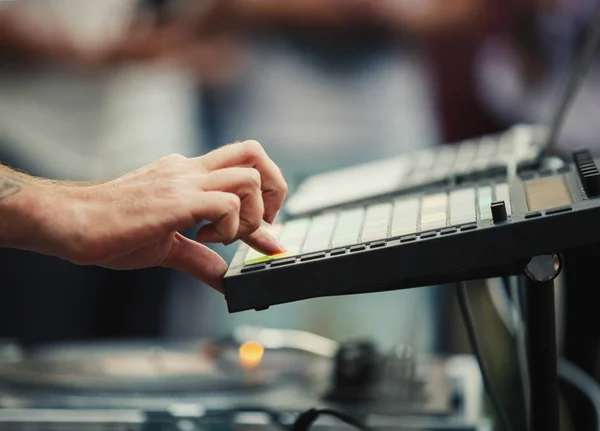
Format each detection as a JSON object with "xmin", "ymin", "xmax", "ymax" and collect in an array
[{"xmin": 224, "ymin": 151, "xmax": 600, "ymax": 313}]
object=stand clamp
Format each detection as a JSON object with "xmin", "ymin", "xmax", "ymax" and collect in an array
[
  {"xmin": 524, "ymin": 253, "xmax": 561, "ymax": 431},
  {"xmin": 524, "ymin": 254, "xmax": 562, "ymax": 283}
]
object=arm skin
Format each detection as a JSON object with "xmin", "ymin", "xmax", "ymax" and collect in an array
[
  {"xmin": 0, "ymin": 4, "xmax": 180, "ymax": 68},
  {"xmin": 0, "ymin": 141, "xmax": 287, "ymax": 292},
  {"xmin": 0, "ymin": 5, "xmax": 93, "ymax": 66},
  {"xmin": 190, "ymin": 0, "xmax": 484, "ymax": 37},
  {"xmin": 191, "ymin": 0, "xmax": 385, "ymax": 34},
  {"xmin": 371, "ymin": 0, "xmax": 485, "ymax": 40},
  {"xmin": 0, "ymin": 3, "xmax": 240, "ymax": 78}
]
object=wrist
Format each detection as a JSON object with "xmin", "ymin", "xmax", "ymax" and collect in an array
[
  {"xmin": 0, "ymin": 167, "xmax": 109, "ymax": 263},
  {"xmin": 0, "ymin": 174, "xmax": 46, "ymax": 250}
]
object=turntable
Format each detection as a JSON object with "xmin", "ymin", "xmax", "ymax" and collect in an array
[
  {"xmin": 0, "ymin": 329, "xmax": 489, "ymax": 430},
  {"xmin": 0, "ymin": 337, "xmax": 328, "ymax": 412}
]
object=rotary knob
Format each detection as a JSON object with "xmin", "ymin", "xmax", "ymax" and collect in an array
[{"xmin": 573, "ymin": 150, "xmax": 600, "ymax": 197}]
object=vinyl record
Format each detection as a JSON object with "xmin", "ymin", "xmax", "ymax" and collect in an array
[{"xmin": 0, "ymin": 339, "xmax": 330, "ymax": 410}]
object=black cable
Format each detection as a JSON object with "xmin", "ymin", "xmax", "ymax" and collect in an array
[
  {"xmin": 545, "ymin": 7, "xmax": 600, "ymax": 152},
  {"xmin": 456, "ymin": 282, "xmax": 514, "ymax": 431},
  {"xmin": 213, "ymin": 407, "xmax": 289, "ymax": 431},
  {"xmin": 220, "ymin": 406, "xmax": 370, "ymax": 431},
  {"xmin": 291, "ymin": 408, "xmax": 372, "ymax": 431},
  {"xmin": 559, "ymin": 359, "xmax": 600, "ymax": 431},
  {"xmin": 495, "ymin": 276, "xmax": 531, "ymax": 428}
]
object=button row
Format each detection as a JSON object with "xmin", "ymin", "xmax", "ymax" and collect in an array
[
  {"xmin": 241, "ymin": 221, "xmax": 480, "ymax": 271},
  {"xmin": 243, "ymin": 184, "xmax": 507, "ymax": 265},
  {"xmin": 405, "ymin": 136, "xmax": 506, "ymax": 182}
]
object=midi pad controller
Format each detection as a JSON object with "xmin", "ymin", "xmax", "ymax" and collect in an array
[
  {"xmin": 224, "ymin": 150, "xmax": 600, "ymax": 313},
  {"xmin": 284, "ymin": 124, "xmax": 545, "ymax": 216}
]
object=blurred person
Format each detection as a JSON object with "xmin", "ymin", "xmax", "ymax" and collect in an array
[
  {"xmin": 0, "ymin": 0, "xmax": 233, "ymax": 345},
  {"xmin": 198, "ymin": 0, "xmax": 451, "ymax": 190},
  {"xmin": 378, "ymin": 0, "xmax": 502, "ymax": 142},
  {"xmin": 476, "ymin": 0, "xmax": 600, "ymax": 153},
  {"xmin": 196, "ymin": 0, "xmax": 492, "ymax": 144}
]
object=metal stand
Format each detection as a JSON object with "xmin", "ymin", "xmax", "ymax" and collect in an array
[
  {"xmin": 561, "ymin": 245, "xmax": 600, "ymax": 430},
  {"xmin": 523, "ymin": 254, "xmax": 561, "ymax": 431}
]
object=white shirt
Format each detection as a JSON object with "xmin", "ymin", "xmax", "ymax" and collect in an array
[
  {"xmin": 0, "ymin": 0, "xmax": 200, "ymax": 181},
  {"xmin": 218, "ymin": 39, "xmax": 440, "ymax": 191}
]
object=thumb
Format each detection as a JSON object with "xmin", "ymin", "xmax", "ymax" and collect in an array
[{"xmin": 163, "ymin": 233, "xmax": 228, "ymax": 293}]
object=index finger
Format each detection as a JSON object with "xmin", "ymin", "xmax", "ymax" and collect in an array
[
  {"xmin": 197, "ymin": 140, "xmax": 287, "ymax": 223},
  {"xmin": 243, "ymin": 227, "xmax": 285, "ymax": 256}
]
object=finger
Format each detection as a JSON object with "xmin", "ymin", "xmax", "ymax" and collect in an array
[
  {"xmin": 196, "ymin": 140, "xmax": 287, "ymax": 223},
  {"xmin": 201, "ymin": 167, "xmax": 264, "ymax": 240},
  {"xmin": 163, "ymin": 233, "xmax": 227, "ymax": 293},
  {"xmin": 195, "ymin": 223, "xmax": 231, "ymax": 245},
  {"xmin": 180, "ymin": 191, "xmax": 240, "ymax": 243},
  {"xmin": 243, "ymin": 227, "xmax": 286, "ymax": 256}
]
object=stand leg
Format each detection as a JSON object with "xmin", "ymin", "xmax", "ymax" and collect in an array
[{"xmin": 524, "ymin": 276, "xmax": 559, "ymax": 431}]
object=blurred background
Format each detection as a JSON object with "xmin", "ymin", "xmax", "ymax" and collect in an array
[{"xmin": 1, "ymin": 0, "xmax": 600, "ymax": 427}]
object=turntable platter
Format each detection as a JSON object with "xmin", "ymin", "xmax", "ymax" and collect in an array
[
  {"xmin": 0, "ymin": 339, "xmax": 477, "ymax": 423},
  {"xmin": 0, "ymin": 340, "xmax": 330, "ymax": 401}
]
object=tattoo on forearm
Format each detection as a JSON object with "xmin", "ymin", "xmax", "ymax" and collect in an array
[{"xmin": 0, "ymin": 175, "xmax": 23, "ymax": 201}]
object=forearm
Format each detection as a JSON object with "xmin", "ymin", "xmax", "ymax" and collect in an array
[
  {"xmin": 196, "ymin": 0, "xmax": 349, "ymax": 34},
  {"xmin": 386, "ymin": 0, "xmax": 484, "ymax": 39},
  {"xmin": 0, "ymin": 163, "xmax": 119, "ymax": 246},
  {"xmin": 0, "ymin": 5, "xmax": 79, "ymax": 64},
  {"xmin": 223, "ymin": 2, "xmax": 318, "ymax": 27},
  {"xmin": 0, "ymin": 6, "xmax": 47, "ymax": 58},
  {"xmin": 0, "ymin": 165, "xmax": 44, "ymax": 250}
]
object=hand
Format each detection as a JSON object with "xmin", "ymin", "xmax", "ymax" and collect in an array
[{"xmin": 25, "ymin": 141, "xmax": 287, "ymax": 292}]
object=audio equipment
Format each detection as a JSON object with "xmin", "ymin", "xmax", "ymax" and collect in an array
[
  {"xmin": 0, "ymin": 336, "xmax": 488, "ymax": 430},
  {"xmin": 224, "ymin": 150, "xmax": 599, "ymax": 313},
  {"xmin": 284, "ymin": 124, "xmax": 546, "ymax": 217}
]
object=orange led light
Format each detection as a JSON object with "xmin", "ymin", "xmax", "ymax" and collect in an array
[{"xmin": 238, "ymin": 341, "xmax": 264, "ymax": 370}]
